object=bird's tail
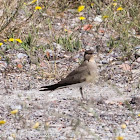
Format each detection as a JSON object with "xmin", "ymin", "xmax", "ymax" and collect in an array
[{"xmin": 39, "ymin": 83, "xmax": 65, "ymax": 91}]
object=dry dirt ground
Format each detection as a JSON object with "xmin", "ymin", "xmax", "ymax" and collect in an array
[{"xmin": 0, "ymin": 68, "xmax": 140, "ymax": 140}]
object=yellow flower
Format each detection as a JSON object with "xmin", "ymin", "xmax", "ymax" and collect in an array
[
  {"xmin": 15, "ymin": 39, "xmax": 22, "ymax": 43},
  {"xmin": 3, "ymin": 39, "xmax": 7, "ymax": 42},
  {"xmin": 35, "ymin": 6, "xmax": 42, "ymax": 10},
  {"xmin": 121, "ymin": 124, "xmax": 126, "ymax": 129},
  {"xmin": 78, "ymin": 5, "xmax": 85, "ymax": 12},
  {"xmin": 91, "ymin": 3, "xmax": 94, "ymax": 7},
  {"xmin": 64, "ymin": 29, "xmax": 68, "ymax": 32},
  {"xmin": 0, "ymin": 120, "xmax": 6, "ymax": 125},
  {"xmin": 103, "ymin": 15, "xmax": 109, "ymax": 19},
  {"xmin": 113, "ymin": 0, "xmax": 117, "ymax": 1},
  {"xmin": 79, "ymin": 16, "xmax": 86, "ymax": 20},
  {"xmin": 33, "ymin": 122, "xmax": 40, "ymax": 129},
  {"xmin": 46, "ymin": 122, "xmax": 50, "ymax": 127},
  {"xmin": 113, "ymin": 3, "xmax": 117, "ymax": 7},
  {"xmin": 31, "ymin": 0, "xmax": 37, "ymax": 4},
  {"xmin": 117, "ymin": 7, "xmax": 123, "ymax": 11},
  {"xmin": 24, "ymin": 2, "xmax": 27, "ymax": 5},
  {"xmin": 116, "ymin": 136, "xmax": 124, "ymax": 140},
  {"xmin": 11, "ymin": 134, "xmax": 16, "ymax": 138},
  {"xmin": 11, "ymin": 109, "xmax": 18, "ymax": 114},
  {"xmin": 138, "ymin": 114, "xmax": 140, "ymax": 117},
  {"xmin": 9, "ymin": 38, "xmax": 15, "ymax": 42},
  {"xmin": 0, "ymin": 43, "xmax": 3, "ymax": 46}
]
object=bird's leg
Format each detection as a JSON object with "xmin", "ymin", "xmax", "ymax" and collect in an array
[{"xmin": 80, "ymin": 86, "xmax": 84, "ymax": 99}]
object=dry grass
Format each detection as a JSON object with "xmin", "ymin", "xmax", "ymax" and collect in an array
[
  {"xmin": 0, "ymin": 0, "xmax": 139, "ymax": 53},
  {"xmin": 0, "ymin": 0, "xmax": 139, "ymax": 80}
]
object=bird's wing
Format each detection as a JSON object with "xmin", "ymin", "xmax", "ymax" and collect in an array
[
  {"xmin": 40, "ymin": 61, "xmax": 90, "ymax": 91},
  {"xmin": 66, "ymin": 61, "xmax": 89, "ymax": 78},
  {"xmin": 58, "ymin": 61, "xmax": 90, "ymax": 85}
]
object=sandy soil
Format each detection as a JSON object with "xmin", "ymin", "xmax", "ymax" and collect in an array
[{"xmin": 0, "ymin": 81, "xmax": 139, "ymax": 140}]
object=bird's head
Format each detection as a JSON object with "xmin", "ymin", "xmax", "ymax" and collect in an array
[{"xmin": 84, "ymin": 50, "xmax": 95, "ymax": 62}]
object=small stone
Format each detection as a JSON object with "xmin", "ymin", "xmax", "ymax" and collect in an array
[
  {"xmin": 124, "ymin": 61, "xmax": 131, "ymax": 65},
  {"xmin": 89, "ymin": 107, "xmax": 94, "ymax": 112},
  {"xmin": 0, "ymin": 9, "xmax": 3, "ymax": 17},
  {"xmin": 115, "ymin": 61, "xmax": 123, "ymax": 65},
  {"xmin": 88, "ymin": 113, "xmax": 94, "ymax": 116},
  {"xmin": 7, "ymin": 137, "xmax": 14, "ymax": 140},
  {"xmin": 102, "ymin": 60, "xmax": 108, "ymax": 64},
  {"xmin": 17, "ymin": 53, "xmax": 28, "ymax": 59},
  {"xmin": 10, "ymin": 104, "xmax": 22, "ymax": 110},
  {"xmin": 0, "ymin": 61, "xmax": 7, "ymax": 70},
  {"xmin": 135, "ymin": 45, "xmax": 140, "ymax": 56},
  {"xmin": 132, "ymin": 62, "xmax": 139, "ymax": 69},
  {"xmin": 130, "ymin": 97, "xmax": 140, "ymax": 106},
  {"xmin": 0, "ymin": 44, "xmax": 7, "ymax": 51},
  {"xmin": 94, "ymin": 15, "xmax": 102, "ymax": 22},
  {"xmin": 136, "ymin": 57, "xmax": 140, "ymax": 63},
  {"xmin": 135, "ymin": 45, "xmax": 140, "ymax": 50},
  {"xmin": 104, "ymin": 126, "xmax": 110, "ymax": 131}
]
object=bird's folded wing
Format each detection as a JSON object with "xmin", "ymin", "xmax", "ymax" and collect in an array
[
  {"xmin": 66, "ymin": 61, "xmax": 89, "ymax": 78},
  {"xmin": 58, "ymin": 61, "xmax": 90, "ymax": 85},
  {"xmin": 40, "ymin": 61, "xmax": 90, "ymax": 91}
]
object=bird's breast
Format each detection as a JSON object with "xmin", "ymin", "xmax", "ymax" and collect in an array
[{"xmin": 86, "ymin": 61, "xmax": 98, "ymax": 83}]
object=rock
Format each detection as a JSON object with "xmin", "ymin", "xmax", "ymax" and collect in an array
[
  {"xmin": 135, "ymin": 45, "xmax": 140, "ymax": 57},
  {"xmin": 0, "ymin": 9, "xmax": 3, "ymax": 17},
  {"xmin": 15, "ymin": 53, "xmax": 29, "ymax": 64},
  {"xmin": 17, "ymin": 53, "xmax": 28, "ymax": 59},
  {"xmin": 132, "ymin": 62, "xmax": 139, "ymax": 69},
  {"xmin": 10, "ymin": 104, "xmax": 22, "ymax": 110},
  {"xmin": 125, "ymin": 61, "xmax": 131, "ymax": 65},
  {"xmin": 7, "ymin": 137, "xmax": 14, "ymax": 140},
  {"xmin": 115, "ymin": 61, "xmax": 123, "ymax": 65},
  {"xmin": 94, "ymin": 15, "xmax": 102, "ymax": 23},
  {"xmin": 0, "ymin": 61, "xmax": 7, "ymax": 70},
  {"xmin": 135, "ymin": 45, "xmax": 140, "ymax": 49},
  {"xmin": 0, "ymin": 44, "xmax": 7, "ymax": 51},
  {"xmin": 136, "ymin": 57, "xmax": 140, "ymax": 63},
  {"xmin": 130, "ymin": 96, "xmax": 140, "ymax": 106},
  {"xmin": 101, "ymin": 60, "xmax": 108, "ymax": 64}
]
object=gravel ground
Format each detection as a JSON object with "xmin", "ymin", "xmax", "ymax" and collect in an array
[
  {"xmin": 0, "ymin": 49, "xmax": 140, "ymax": 140},
  {"xmin": 0, "ymin": 79, "xmax": 140, "ymax": 140}
]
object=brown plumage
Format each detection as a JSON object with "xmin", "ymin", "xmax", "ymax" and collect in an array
[{"xmin": 40, "ymin": 50, "xmax": 98, "ymax": 94}]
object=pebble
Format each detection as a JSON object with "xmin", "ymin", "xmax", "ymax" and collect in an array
[
  {"xmin": 132, "ymin": 62, "xmax": 139, "ymax": 69},
  {"xmin": 135, "ymin": 45, "xmax": 140, "ymax": 56},
  {"xmin": 0, "ymin": 61, "xmax": 7, "ymax": 70},
  {"xmin": 94, "ymin": 15, "xmax": 103, "ymax": 23},
  {"xmin": 0, "ymin": 9, "xmax": 3, "ymax": 16},
  {"xmin": 0, "ymin": 44, "xmax": 7, "ymax": 51},
  {"xmin": 7, "ymin": 137, "xmax": 14, "ymax": 140},
  {"xmin": 17, "ymin": 53, "xmax": 28, "ymax": 59},
  {"xmin": 125, "ymin": 61, "xmax": 131, "ymax": 65},
  {"xmin": 101, "ymin": 59, "xmax": 109, "ymax": 64},
  {"xmin": 10, "ymin": 104, "xmax": 22, "ymax": 110},
  {"xmin": 115, "ymin": 61, "xmax": 123, "ymax": 65},
  {"xmin": 136, "ymin": 57, "xmax": 140, "ymax": 63}
]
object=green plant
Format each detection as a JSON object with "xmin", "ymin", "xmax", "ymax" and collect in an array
[{"xmin": 57, "ymin": 33, "xmax": 82, "ymax": 52}]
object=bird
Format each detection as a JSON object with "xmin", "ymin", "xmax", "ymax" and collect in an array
[{"xmin": 40, "ymin": 50, "xmax": 98, "ymax": 99}]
